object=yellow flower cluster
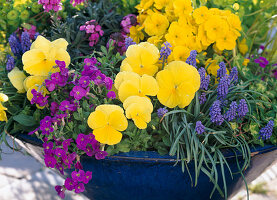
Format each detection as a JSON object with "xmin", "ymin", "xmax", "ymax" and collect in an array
[
  {"xmin": 0, "ymin": 93, "xmax": 8, "ymax": 122},
  {"xmin": 130, "ymin": 0, "xmax": 242, "ymax": 61},
  {"xmin": 87, "ymin": 42, "xmax": 200, "ymax": 145}
]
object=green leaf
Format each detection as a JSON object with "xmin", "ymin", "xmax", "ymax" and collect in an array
[{"xmin": 13, "ymin": 114, "xmax": 37, "ymax": 127}]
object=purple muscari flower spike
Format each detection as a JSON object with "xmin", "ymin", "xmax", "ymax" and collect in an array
[
  {"xmin": 217, "ymin": 62, "xmax": 227, "ymax": 78},
  {"xmin": 229, "ymin": 67, "xmax": 238, "ymax": 84},
  {"xmin": 195, "ymin": 121, "xmax": 205, "ymax": 134},
  {"xmin": 125, "ymin": 37, "xmax": 136, "ymax": 50},
  {"xmin": 209, "ymin": 100, "xmax": 224, "ymax": 125},
  {"xmin": 21, "ymin": 32, "xmax": 31, "ymax": 53},
  {"xmin": 224, "ymin": 101, "xmax": 238, "ymax": 121},
  {"xmin": 186, "ymin": 50, "xmax": 197, "ymax": 68},
  {"xmin": 237, "ymin": 99, "xmax": 249, "ymax": 119},
  {"xmin": 198, "ymin": 67, "xmax": 210, "ymax": 90},
  {"xmin": 199, "ymin": 92, "xmax": 207, "ymax": 105},
  {"xmin": 6, "ymin": 55, "xmax": 15, "ymax": 71},
  {"xmin": 34, "ymin": 32, "xmax": 40, "ymax": 39},
  {"xmin": 157, "ymin": 107, "xmax": 168, "ymax": 118},
  {"xmin": 259, "ymin": 120, "xmax": 274, "ymax": 140},
  {"xmin": 159, "ymin": 42, "xmax": 172, "ymax": 61},
  {"xmin": 8, "ymin": 34, "xmax": 22, "ymax": 58},
  {"xmin": 217, "ymin": 75, "xmax": 230, "ymax": 100}
]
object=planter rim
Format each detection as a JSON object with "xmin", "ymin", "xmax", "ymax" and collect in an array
[{"xmin": 13, "ymin": 133, "xmax": 277, "ymax": 163}]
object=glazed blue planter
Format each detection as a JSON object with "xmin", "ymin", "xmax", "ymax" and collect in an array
[{"xmin": 14, "ymin": 134, "xmax": 277, "ymax": 200}]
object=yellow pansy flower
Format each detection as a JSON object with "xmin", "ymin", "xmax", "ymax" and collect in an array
[
  {"xmin": 24, "ymin": 76, "xmax": 48, "ymax": 102},
  {"xmin": 8, "ymin": 67, "xmax": 27, "ymax": 93},
  {"xmin": 238, "ymin": 38, "xmax": 248, "ymax": 55},
  {"xmin": 130, "ymin": 25, "xmax": 145, "ymax": 44},
  {"xmin": 0, "ymin": 110, "xmax": 8, "ymax": 122},
  {"xmin": 156, "ymin": 61, "xmax": 200, "ymax": 108},
  {"xmin": 115, "ymin": 71, "xmax": 159, "ymax": 102},
  {"xmin": 173, "ymin": 0, "xmax": 193, "ymax": 16},
  {"xmin": 193, "ymin": 6, "xmax": 210, "ymax": 25},
  {"xmin": 87, "ymin": 105, "xmax": 128, "ymax": 145},
  {"xmin": 22, "ymin": 36, "xmax": 70, "ymax": 76},
  {"xmin": 144, "ymin": 12, "xmax": 169, "ymax": 36},
  {"xmin": 123, "ymin": 96, "xmax": 153, "ymax": 129},
  {"xmin": 121, "ymin": 42, "xmax": 159, "ymax": 76}
]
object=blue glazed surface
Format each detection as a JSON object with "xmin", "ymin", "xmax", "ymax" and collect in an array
[{"xmin": 15, "ymin": 134, "xmax": 277, "ymax": 200}]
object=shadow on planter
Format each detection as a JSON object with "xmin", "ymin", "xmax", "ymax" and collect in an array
[{"xmin": 12, "ymin": 133, "xmax": 277, "ymax": 200}]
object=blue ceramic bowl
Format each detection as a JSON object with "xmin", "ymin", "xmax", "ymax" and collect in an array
[{"xmin": 15, "ymin": 133, "xmax": 277, "ymax": 200}]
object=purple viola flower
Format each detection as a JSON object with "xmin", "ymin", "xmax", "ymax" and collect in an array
[
  {"xmin": 82, "ymin": 171, "xmax": 92, "ymax": 184},
  {"xmin": 79, "ymin": 76, "xmax": 90, "ymax": 88},
  {"xmin": 95, "ymin": 151, "xmax": 108, "ymax": 160},
  {"xmin": 43, "ymin": 142, "xmax": 54, "ymax": 155},
  {"xmin": 237, "ymin": 99, "xmax": 249, "ymax": 119},
  {"xmin": 62, "ymin": 139, "xmax": 73, "ymax": 152},
  {"xmin": 76, "ymin": 133, "xmax": 88, "ymax": 149},
  {"xmin": 51, "ymin": 72, "xmax": 67, "ymax": 87},
  {"xmin": 55, "ymin": 148, "xmax": 66, "ymax": 158},
  {"xmin": 50, "ymin": 102, "xmax": 59, "ymax": 116},
  {"xmin": 104, "ymin": 77, "xmax": 113, "ymax": 90},
  {"xmin": 217, "ymin": 62, "xmax": 227, "ymax": 79},
  {"xmin": 72, "ymin": 170, "xmax": 85, "ymax": 182},
  {"xmin": 209, "ymin": 100, "xmax": 224, "ymax": 125},
  {"xmin": 195, "ymin": 121, "xmax": 205, "ymax": 134},
  {"xmin": 44, "ymin": 155, "xmax": 57, "ymax": 168},
  {"xmin": 59, "ymin": 100, "xmax": 75, "ymax": 111},
  {"xmin": 55, "ymin": 163, "xmax": 65, "ymax": 175},
  {"xmin": 259, "ymin": 120, "xmax": 274, "ymax": 140},
  {"xmin": 75, "ymin": 161, "xmax": 83, "ymax": 170},
  {"xmin": 159, "ymin": 42, "xmax": 172, "ymax": 61},
  {"xmin": 74, "ymin": 182, "xmax": 85, "ymax": 194},
  {"xmin": 107, "ymin": 91, "xmax": 116, "ymax": 99},
  {"xmin": 186, "ymin": 50, "xmax": 197, "ymax": 68},
  {"xmin": 224, "ymin": 101, "xmax": 238, "ymax": 121},
  {"xmin": 157, "ymin": 107, "xmax": 168, "ymax": 118},
  {"xmin": 254, "ymin": 56, "xmax": 269, "ymax": 68},
  {"xmin": 84, "ymin": 145, "xmax": 94, "ymax": 156},
  {"xmin": 31, "ymin": 89, "xmax": 49, "ymax": 107},
  {"xmin": 55, "ymin": 185, "xmax": 65, "ymax": 199},
  {"xmin": 84, "ymin": 58, "xmax": 97, "ymax": 67},
  {"xmin": 70, "ymin": 86, "xmax": 87, "ymax": 100},
  {"xmin": 45, "ymin": 79, "xmax": 56, "ymax": 91},
  {"xmin": 61, "ymin": 155, "xmax": 73, "ymax": 169},
  {"xmin": 64, "ymin": 178, "xmax": 77, "ymax": 191},
  {"xmin": 28, "ymin": 127, "xmax": 39, "ymax": 135}
]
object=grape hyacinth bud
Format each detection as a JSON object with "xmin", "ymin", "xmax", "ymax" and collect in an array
[
  {"xmin": 237, "ymin": 99, "xmax": 249, "ymax": 119},
  {"xmin": 6, "ymin": 55, "xmax": 15, "ymax": 71},
  {"xmin": 195, "ymin": 121, "xmax": 205, "ymax": 134},
  {"xmin": 198, "ymin": 67, "xmax": 210, "ymax": 90},
  {"xmin": 159, "ymin": 42, "xmax": 172, "ymax": 61},
  {"xmin": 21, "ymin": 31, "xmax": 31, "ymax": 53},
  {"xmin": 217, "ymin": 62, "xmax": 227, "ymax": 78},
  {"xmin": 259, "ymin": 120, "xmax": 274, "ymax": 140},
  {"xmin": 199, "ymin": 92, "xmax": 207, "ymax": 105},
  {"xmin": 8, "ymin": 34, "xmax": 22, "ymax": 58},
  {"xmin": 217, "ymin": 74, "xmax": 230, "ymax": 100},
  {"xmin": 34, "ymin": 32, "xmax": 40, "ymax": 39},
  {"xmin": 186, "ymin": 50, "xmax": 197, "ymax": 68},
  {"xmin": 224, "ymin": 101, "xmax": 238, "ymax": 121},
  {"xmin": 157, "ymin": 107, "xmax": 168, "ymax": 118},
  {"xmin": 229, "ymin": 67, "xmax": 238, "ymax": 84},
  {"xmin": 209, "ymin": 100, "xmax": 224, "ymax": 125},
  {"xmin": 125, "ymin": 37, "xmax": 136, "ymax": 50}
]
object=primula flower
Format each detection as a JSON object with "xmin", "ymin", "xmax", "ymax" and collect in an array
[
  {"xmin": 173, "ymin": 0, "xmax": 193, "ymax": 16},
  {"xmin": 22, "ymin": 36, "xmax": 70, "ymax": 76},
  {"xmin": 204, "ymin": 16, "xmax": 229, "ymax": 42},
  {"xmin": 144, "ymin": 12, "xmax": 169, "ymax": 36},
  {"xmin": 170, "ymin": 46, "xmax": 190, "ymax": 62},
  {"xmin": 120, "ymin": 42, "xmax": 159, "ymax": 76},
  {"xmin": 129, "ymin": 25, "xmax": 144, "ymax": 44},
  {"xmin": 238, "ymin": 38, "xmax": 248, "ymax": 55},
  {"xmin": 193, "ymin": 6, "xmax": 211, "ymax": 25},
  {"xmin": 8, "ymin": 67, "xmax": 27, "ymax": 93},
  {"xmin": 165, "ymin": 22, "xmax": 191, "ymax": 47},
  {"xmin": 123, "ymin": 96, "xmax": 153, "ymax": 129},
  {"xmin": 87, "ymin": 105, "xmax": 128, "ymax": 145},
  {"xmin": 156, "ymin": 61, "xmax": 200, "ymax": 108},
  {"xmin": 215, "ymin": 31, "xmax": 237, "ymax": 51},
  {"xmin": 114, "ymin": 71, "xmax": 159, "ymax": 102}
]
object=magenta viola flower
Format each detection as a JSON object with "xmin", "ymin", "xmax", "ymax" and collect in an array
[
  {"xmin": 62, "ymin": 139, "xmax": 73, "ymax": 152},
  {"xmin": 43, "ymin": 142, "xmax": 54, "ymax": 155},
  {"xmin": 79, "ymin": 76, "xmax": 90, "ymax": 88},
  {"xmin": 55, "ymin": 148, "xmax": 66, "ymax": 157},
  {"xmin": 61, "ymin": 155, "xmax": 73, "ymax": 169},
  {"xmin": 55, "ymin": 185, "xmax": 65, "ymax": 199},
  {"xmin": 74, "ymin": 182, "xmax": 85, "ymax": 193},
  {"xmin": 72, "ymin": 170, "xmax": 85, "ymax": 182},
  {"xmin": 254, "ymin": 56, "xmax": 269, "ymax": 68},
  {"xmin": 107, "ymin": 91, "xmax": 116, "ymax": 99},
  {"xmin": 64, "ymin": 178, "xmax": 77, "ymax": 191},
  {"xmin": 84, "ymin": 58, "xmax": 97, "ymax": 67},
  {"xmin": 44, "ymin": 155, "xmax": 57, "ymax": 168},
  {"xmin": 59, "ymin": 100, "xmax": 75, "ymax": 111},
  {"xmin": 76, "ymin": 133, "xmax": 88, "ymax": 149},
  {"xmin": 45, "ymin": 79, "xmax": 56, "ymax": 91},
  {"xmin": 56, "ymin": 60, "xmax": 68, "ymax": 76},
  {"xmin": 50, "ymin": 102, "xmax": 59, "ymax": 116},
  {"xmin": 82, "ymin": 171, "xmax": 92, "ymax": 184},
  {"xmin": 104, "ymin": 77, "xmax": 113, "ymax": 90},
  {"xmin": 84, "ymin": 145, "xmax": 93, "ymax": 156},
  {"xmin": 95, "ymin": 151, "xmax": 108, "ymax": 160},
  {"xmin": 55, "ymin": 163, "xmax": 65, "ymax": 175},
  {"xmin": 70, "ymin": 86, "xmax": 87, "ymax": 100},
  {"xmin": 31, "ymin": 89, "xmax": 49, "ymax": 107},
  {"xmin": 75, "ymin": 161, "xmax": 83, "ymax": 170},
  {"xmin": 28, "ymin": 127, "xmax": 39, "ymax": 135}
]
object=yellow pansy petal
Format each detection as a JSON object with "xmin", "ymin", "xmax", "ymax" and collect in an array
[
  {"xmin": 156, "ymin": 69, "xmax": 174, "ymax": 89},
  {"xmin": 23, "ymin": 76, "xmax": 47, "ymax": 91},
  {"xmin": 120, "ymin": 59, "xmax": 133, "ymax": 72},
  {"xmin": 157, "ymin": 87, "xmax": 179, "ymax": 108},
  {"xmin": 123, "ymin": 96, "xmax": 153, "ymax": 113},
  {"xmin": 22, "ymin": 49, "xmax": 47, "ymax": 75},
  {"xmin": 108, "ymin": 110, "xmax": 128, "ymax": 131},
  {"xmin": 133, "ymin": 117, "xmax": 147, "ymax": 129},
  {"xmin": 0, "ymin": 93, "xmax": 8, "ymax": 102},
  {"xmin": 30, "ymin": 35, "xmax": 51, "ymax": 53},
  {"xmin": 52, "ymin": 48, "xmax": 71, "ymax": 67},
  {"xmin": 139, "ymin": 42, "xmax": 159, "ymax": 62},
  {"xmin": 0, "ymin": 103, "xmax": 7, "ymax": 111},
  {"xmin": 96, "ymin": 104, "xmax": 125, "ymax": 116},
  {"xmin": 118, "ymin": 81, "xmax": 140, "ymax": 102},
  {"xmin": 114, "ymin": 71, "xmax": 140, "ymax": 90},
  {"xmin": 51, "ymin": 38, "xmax": 68, "ymax": 50},
  {"xmin": 7, "ymin": 67, "xmax": 27, "ymax": 93},
  {"xmin": 141, "ymin": 74, "xmax": 159, "ymax": 96},
  {"xmin": 87, "ymin": 110, "xmax": 108, "ymax": 129},
  {"xmin": 0, "ymin": 110, "xmax": 8, "ymax": 122},
  {"xmin": 93, "ymin": 126, "xmax": 123, "ymax": 145}
]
